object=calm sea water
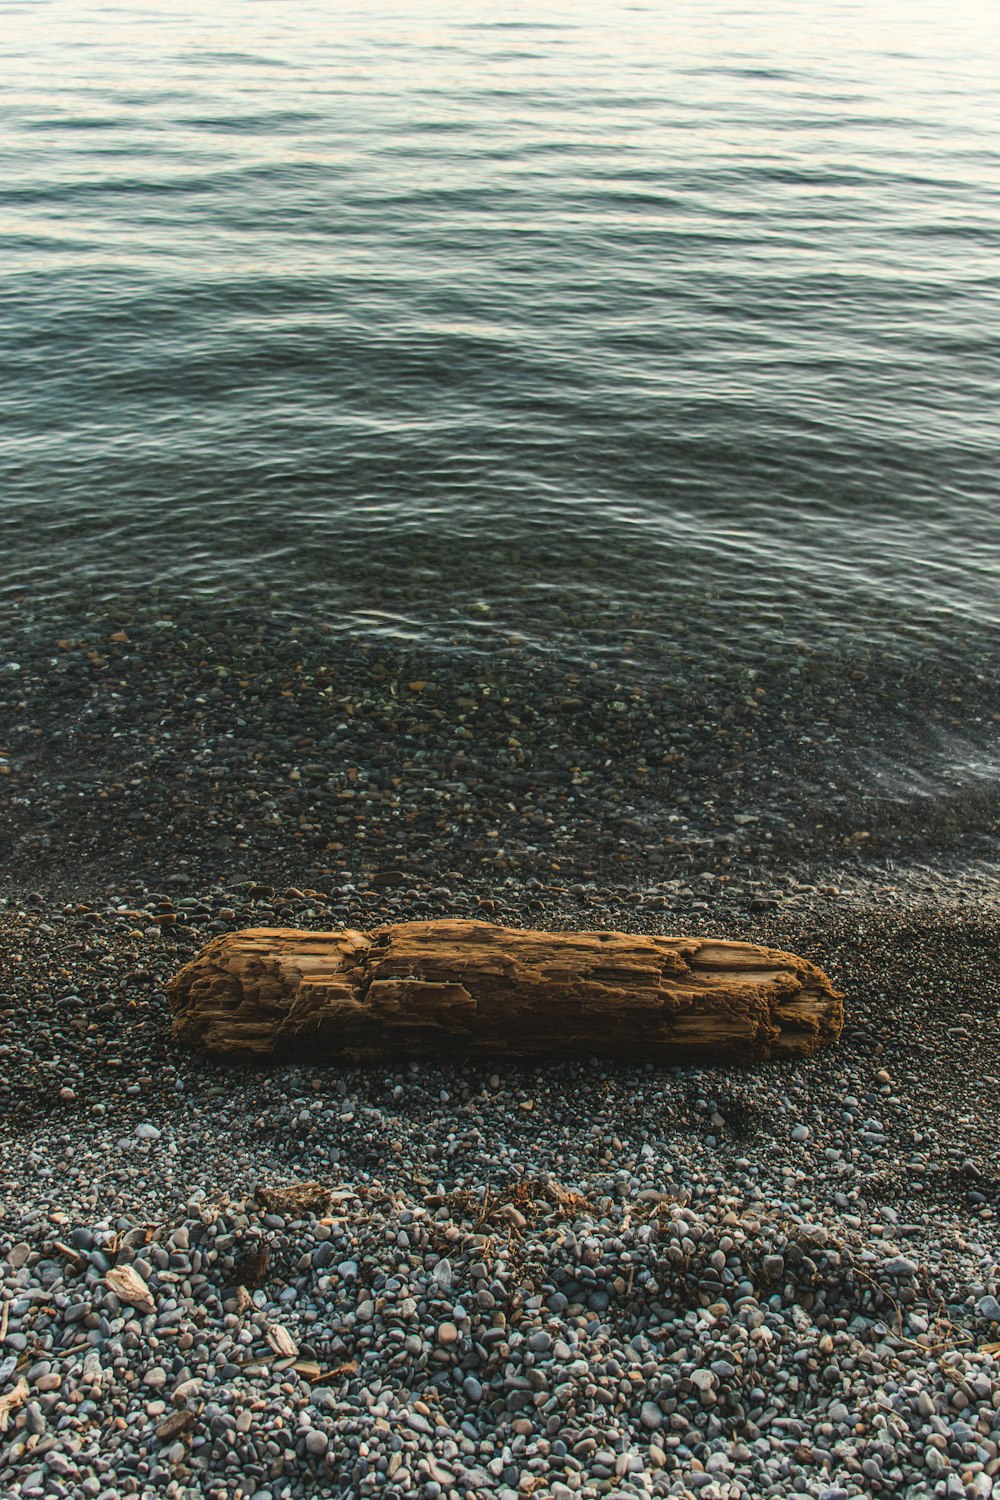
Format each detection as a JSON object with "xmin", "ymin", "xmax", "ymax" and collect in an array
[{"xmin": 2, "ymin": 0, "xmax": 999, "ymax": 831}]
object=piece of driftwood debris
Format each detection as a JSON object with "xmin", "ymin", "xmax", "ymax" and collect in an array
[
  {"xmin": 105, "ymin": 1264, "xmax": 155, "ymax": 1315},
  {"xmin": 0, "ymin": 1377, "xmax": 29, "ymax": 1433},
  {"xmin": 167, "ymin": 920, "xmax": 842, "ymax": 1063},
  {"xmin": 255, "ymin": 1181, "xmax": 333, "ymax": 1218},
  {"xmin": 156, "ymin": 1409, "xmax": 196, "ymax": 1444}
]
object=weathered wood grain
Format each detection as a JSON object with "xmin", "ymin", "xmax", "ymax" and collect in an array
[{"xmin": 167, "ymin": 920, "xmax": 842, "ymax": 1063}]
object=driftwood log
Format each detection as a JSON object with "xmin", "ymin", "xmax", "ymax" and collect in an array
[{"xmin": 167, "ymin": 920, "xmax": 842, "ymax": 1063}]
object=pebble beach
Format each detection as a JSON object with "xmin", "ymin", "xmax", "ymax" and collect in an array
[{"xmin": 1, "ymin": 615, "xmax": 999, "ymax": 1500}]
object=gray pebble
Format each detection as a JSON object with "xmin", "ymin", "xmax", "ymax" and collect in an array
[
  {"xmin": 882, "ymin": 1255, "xmax": 919, "ymax": 1276},
  {"xmin": 640, "ymin": 1401, "xmax": 663, "ymax": 1430}
]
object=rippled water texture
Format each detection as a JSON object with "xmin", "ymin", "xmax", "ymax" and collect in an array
[{"xmin": 1, "ymin": 0, "xmax": 999, "ymax": 822}]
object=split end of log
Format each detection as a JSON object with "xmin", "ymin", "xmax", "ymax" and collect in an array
[{"xmin": 166, "ymin": 919, "xmax": 843, "ymax": 1065}]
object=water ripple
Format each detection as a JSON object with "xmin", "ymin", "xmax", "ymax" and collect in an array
[{"xmin": 0, "ymin": 0, "xmax": 998, "ymax": 808}]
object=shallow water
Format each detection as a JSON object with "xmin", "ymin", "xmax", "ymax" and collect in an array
[{"xmin": 1, "ymin": 0, "xmax": 998, "ymax": 849}]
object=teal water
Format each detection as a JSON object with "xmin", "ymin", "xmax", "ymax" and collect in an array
[{"xmin": 1, "ymin": 0, "xmax": 999, "ymax": 835}]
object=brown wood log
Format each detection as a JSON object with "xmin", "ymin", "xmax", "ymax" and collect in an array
[{"xmin": 167, "ymin": 920, "xmax": 842, "ymax": 1063}]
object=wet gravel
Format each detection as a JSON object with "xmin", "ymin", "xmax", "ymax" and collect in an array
[
  {"xmin": 1, "ymin": 879, "xmax": 998, "ymax": 1499},
  {"xmin": 1, "ymin": 605, "xmax": 997, "ymax": 900}
]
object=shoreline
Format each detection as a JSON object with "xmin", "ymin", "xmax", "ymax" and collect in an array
[{"xmin": 1, "ymin": 602, "xmax": 997, "ymax": 904}]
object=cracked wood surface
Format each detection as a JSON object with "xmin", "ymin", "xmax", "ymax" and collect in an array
[{"xmin": 167, "ymin": 920, "xmax": 843, "ymax": 1063}]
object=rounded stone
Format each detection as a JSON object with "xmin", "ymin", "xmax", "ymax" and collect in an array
[{"xmin": 640, "ymin": 1401, "xmax": 663, "ymax": 1431}]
